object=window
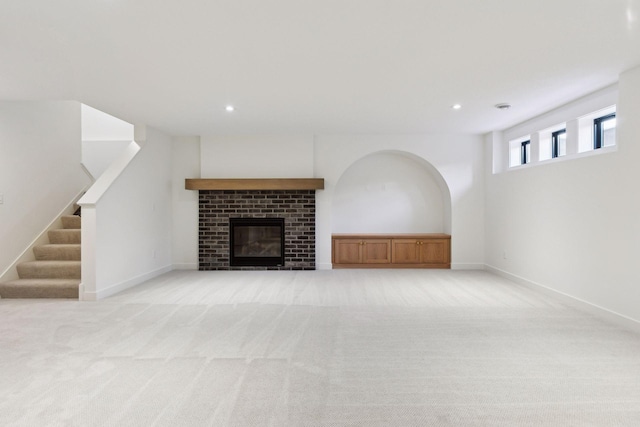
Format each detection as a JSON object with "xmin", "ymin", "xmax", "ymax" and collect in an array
[
  {"xmin": 537, "ymin": 123, "xmax": 566, "ymax": 161},
  {"xmin": 594, "ymin": 113, "xmax": 616, "ymax": 149},
  {"xmin": 509, "ymin": 136, "xmax": 530, "ymax": 167},
  {"xmin": 498, "ymin": 88, "xmax": 617, "ymax": 174},
  {"xmin": 521, "ymin": 140, "xmax": 531, "ymax": 165},
  {"xmin": 578, "ymin": 106, "xmax": 616, "ymax": 152},
  {"xmin": 551, "ymin": 129, "xmax": 566, "ymax": 158}
]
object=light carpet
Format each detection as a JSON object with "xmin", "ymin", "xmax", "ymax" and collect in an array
[{"xmin": 1, "ymin": 269, "xmax": 640, "ymax": 426}]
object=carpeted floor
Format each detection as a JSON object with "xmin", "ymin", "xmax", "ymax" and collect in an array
[{"xmin": 1, "ymin": 269, "xmax": 640, "ymax": 426}]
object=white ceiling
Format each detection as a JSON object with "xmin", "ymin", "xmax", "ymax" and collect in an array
[{"xmin": 1, "ymin": 0, "xmax": 639, "ymax": 136}]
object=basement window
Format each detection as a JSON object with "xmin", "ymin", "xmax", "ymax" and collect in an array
[
  {"xmin": 537, "ymin": 123, "xmax": 566, "ymax": 161},
  {"xmin": 509, "ymin": 136, "xmax": 531, "ymax": 167},
  {"xmin": 594, "ymin": 113, "xmax": 616, "ymax": 149},
  {"xmin": 551, "ymin": 129, "xmax": 567, "ymax": 158},
  {"xmin": 521, "ymin": 140, "xmax": 531, "ymax": 164},
  {"xmin": 499, "ymin": 90, "xmax": 617, "ymax": 174},
  {"xmin": 578, "ymin": 106, "xmax": 616, "ymax": 153}
]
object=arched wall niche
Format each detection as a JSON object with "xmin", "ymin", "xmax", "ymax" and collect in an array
[{"xmin": 331, "ymin": 150, "xmax": 452, "ymax": 234}]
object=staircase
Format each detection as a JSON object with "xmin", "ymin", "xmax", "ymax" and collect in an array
[{"xmin": 0, "ymin": 215, "xmax": 81, "ymax": 299}]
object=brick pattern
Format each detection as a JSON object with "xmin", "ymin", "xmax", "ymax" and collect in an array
[{"xmin": 199, "ymin": 190, "xmax": 316, "ymax": 270}]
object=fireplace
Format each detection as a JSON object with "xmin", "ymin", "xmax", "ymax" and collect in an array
[
  {"xmin": 230, "ymin": 218, "xmax": 285, "ymax": 267},
  {"xmin": 198, "ymin": 189, "xmax": 318, "ymax": 270}
]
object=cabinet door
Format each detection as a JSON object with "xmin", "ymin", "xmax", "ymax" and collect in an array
[
  {"xmin": 391, "ymin": 239, "xmax": 421, "ymax": 264},
  {"xmin": 333, "ymin": 239, "xmax": 362, "ymax": 264},
  {"xmin": 421, "ymin": 240, "xmax": 450, "ymax": 264},
  {"xmin": 362, "ymin": 239, "xmax": 391, "ymax": 264}
]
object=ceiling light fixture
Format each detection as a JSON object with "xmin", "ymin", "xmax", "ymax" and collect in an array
[
  {"xmin": 452, "ymin": 104, "xmax": 462, "ymax": 110},
  {"xmin": 495, "ymin": 103, "xmax": 511, "ymax": 110},
  {"xmin": 225, "ymin": 105, "xmax": 235, "ymax": 112}
]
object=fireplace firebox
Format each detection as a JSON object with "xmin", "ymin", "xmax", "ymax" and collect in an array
[{"xmin": 229, "ymin": 218, "xmax": 285, "ymax": 267}]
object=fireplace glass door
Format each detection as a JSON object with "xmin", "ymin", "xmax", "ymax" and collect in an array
[{"xmin": 229, "ymin": 218, "xmax": 285, "ymax": 266}]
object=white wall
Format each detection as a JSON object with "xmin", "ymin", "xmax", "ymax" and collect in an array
[
  {"xmin": 82, "ymin": 140, "xmax": 132, "ymax": 179},
  {"xmin": 80, "ymin": 126, "xmax": 173, "ymax": 300},
  {"xmin": 172, "ymin": 136, "xmax": 200, "ymax": 270},
  {"xmin": 332, "ymin": 151, "xmax": 446, "ymax": 233},
  {"xmin": 485, "ymin": 65, "xmax": 640, "ymax": 325},
  {"xmin": 0, "ymin": 101, "xmax": 91, "ymax": 276},
  {"xmin": 81, "ymin": 104, "xmax": 134, "ymax": 180},
  {"xmin": 201, "ymin": 135, "xmax": 315, "ymax": 177},
  {"xmin": 81, "ymin": 104, "xmax": 134, "ymax": 141}
]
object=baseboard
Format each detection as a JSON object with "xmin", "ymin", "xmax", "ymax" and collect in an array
[
  {"xmin": 451, "ymin": 263, "xmax": 485, "ymax": 270},
  {"xmin": 172, "ymin": 263, "xmax": 198, "ymax": 270},
  {"xmin": 485, "ymin": 264, "xmax": 640, "ymax": 334},
  {"xmin": 317, "ymin": 262, "xmax": 333, "ymax": 270},
  {"xmin": 80, "ymin": 265, "xmax": 173, "ymax": 301}
]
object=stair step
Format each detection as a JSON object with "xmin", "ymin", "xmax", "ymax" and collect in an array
[
  {"xmin": 34, "ymin": 244, "xmax": 81, "ymax": 261},
  {"xmin": 0, "ymin": 279, "xmax": 79, "ymax": 299},
  {"xmin": 17, "ymin": 261, "xmax": 81, "ymax": 280},
  {"xmin": 48, "ymin": 229, "xmax": 81, "ymax": 244},
  {"xmin": 61, "ymin": 215, "xmax": 81, "ymax": 230}
]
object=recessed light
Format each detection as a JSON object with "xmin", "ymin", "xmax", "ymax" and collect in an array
[
  {"xmin": 495, "ymin": 103, "xmax": 511, "ymax": 110},
  {"xmin": 452, "ymin": 104, "xmax": 462, "ymax": 110},
  {"xmin": 225, "ymin": 105, "xmax": 235, "ymax": 112}
]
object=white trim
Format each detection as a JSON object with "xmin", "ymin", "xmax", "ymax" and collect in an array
[
  {"xmin": 172, "ymin": 263, "xmax": 198, "ymax": 270},
  {"xmin": 485, "ymin": 264, "xmax": 640, "ymax": 334},
  {"xmin": 317, "ymin": 262, "xmax": 333, "ymax": 270},
  {"xmin": 451, "ymin": 263, "xmax": 485, "ymax": 270},
  {"xmin": 507, "ymin": 143, "xmax": 617, "ymax": 172},
  {"xmin": 80, "ymin": 265, "xmax": 172, "ymax": 301}
]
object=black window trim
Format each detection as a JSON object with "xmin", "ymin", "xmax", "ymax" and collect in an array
[
  {"xmin": 551, "ymin": 129, "xmax": 566, "ymax": 158},
  {"xmin": 521, "ymin": 140, "xmax": 531, "ymax": 165},
  {"xmin": 594, "ymin": 113, "xmax": 616, "ymax": 149}
]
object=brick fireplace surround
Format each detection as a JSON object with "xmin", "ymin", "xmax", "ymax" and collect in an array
[{"xmin": 198, "ymin": 190, "xmax": 316, "ymax": 270}]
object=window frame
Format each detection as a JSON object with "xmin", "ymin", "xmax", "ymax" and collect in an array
[
  {"xmin": 551, "ymin": 129, "xmax": 566, "ymax": 158},
  {"xmin": 594, "ymin": 113, "xmax": 616, "ymax": 149},
  {"xmin": 521, "ymin": 140, "xmax": 531, "ymax": 165}
]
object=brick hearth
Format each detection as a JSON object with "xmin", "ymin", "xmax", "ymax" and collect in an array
[{"xmin": 199, "ymin": 190, "xmax": 316, "ymax": 270}]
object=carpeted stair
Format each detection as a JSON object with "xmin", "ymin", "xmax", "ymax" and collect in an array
[{"xmin": 0, "ymin": 215, "xmax": 81, "ymax": 298}]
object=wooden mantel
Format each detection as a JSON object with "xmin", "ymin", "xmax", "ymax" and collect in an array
[{"xmin": 185, "ymin": 178, "xmax": 324, "ymax": 191}]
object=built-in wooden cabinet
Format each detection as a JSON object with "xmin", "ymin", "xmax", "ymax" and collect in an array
[
  {"xmin": 391, "ymin": 237, "xmax": 450, "ymax": 266},
  {"xmin": 333, "ymin": 238, "xmax": 392, "ymax": 265},
  {"xmin": 332, "ymin": 234, "xmax": 450, "ymax": 269}
]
